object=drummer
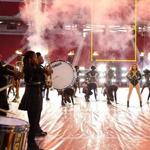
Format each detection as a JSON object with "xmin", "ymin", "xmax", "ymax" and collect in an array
[{"xmin": 0, "ymin": 55, "xmax": 20, "ymax": 116}]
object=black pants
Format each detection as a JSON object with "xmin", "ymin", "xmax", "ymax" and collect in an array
[
  {"xmin": 85, "ymin": 83, "xmax": 97, "ymax": 100},
  {"xmin": 27, "ymin": 109, "xmax": 42, "ymax": 144},
  {"xmin": 46, "ymin": 87, "xmax": 49, "ymax": 99},
  {"xmin": 104, "ymin": 85, "xmax": 118, "ymax": 104},
  {"xmin": 0, "ymin": 90, "xmax": 9, "ymax": 116}
]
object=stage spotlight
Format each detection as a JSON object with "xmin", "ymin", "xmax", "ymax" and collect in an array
[
  {"xmin": 79, "ymin": 66, "xmax": 85, "ymax": 71},
  {"xmin": 16, "ymin": 50, "xmax": 22, "ymax": 55},
  {"xmin": 112, "ymin": 79, "xmax": 116, "ymax": 82},
  {"xmin": 121, "ymin": 67, "xmax": 127, "ymax": 71},
  {"xmin": 80, "ymin": 78, "xmax": 85, "ymax": 82},
  {"xmin": 142, "ymin": 79, "xmax": 146, "ymax": 83},
  {"xmin": 99, "ymin": 78, "xmax": 106, "ymax": 83},
  {"xmin": 83, "ymin": 32, "xmax": 87, "ymax": 37},
  {"xmin": 122, "ymin": 79, "xmax": 127, "ymax": 82},
  {"xmin": 68, "ymin": 51, "xmax": 75, "ymax": 56},
  {"xmin": 79, "ymin": 73, "xmax": 85, "ymax": 76},
  {"xmin": 99, "ymin": 73, "xmax": 105, "ymax": 77},
  {"xmin": 148, "ymin": 53, "xmax": 150, "ymax": 61},
  {"xmin": 93, "ymin": 51, "xmax": 99, "ymax": 56},
  {"xmin": 140, "ymin": 52, "xmax": 144, "ymax": 57},
  {"xmin": 121, "ymin": 73, "xmax": 126, "ymax": 77},
  {"xmin": 97, "ymin": 64, "xmax": 107, "ymax": 72},
  {"xmin": 112, "ymin": 67, "xmax": 116, "ymax": 71}
]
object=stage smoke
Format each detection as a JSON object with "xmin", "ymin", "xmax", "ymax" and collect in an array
[{"xmin": 20, "ymin": 0, "xmax": 150, "ymax": 63}]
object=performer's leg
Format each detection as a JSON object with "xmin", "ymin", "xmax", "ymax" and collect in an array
[
  {"xmin": 147, "ymin": 87, "xmax": 150, "ymax": 103},
  {"xmin": 85, "ymin": 84, "xmax": 91, "ymax": 102},
  {"xmin": 71, "ymin": 96, "xmax": 74, "ymax": 105},
  {"xmin": 135, "ymin": 83, "xmax": 142, "ymax": 107},
  {"xmin": 127, "ymin": 83, "xmax": 133, "ymax": 107},
  {"xmin": 74, "ymin": 84, "xmax": 77, "ymax": 97},
  {"xmin": 114, "ymin": 89, "xmax": 117, "ymax": 104},
  {"xmin": 94, "ymin": 88, "xmax": 97, "ymax": 100},
  {"xmin": 93, "ymin": 84, "xmax": 98, "ymax": 101},
  {"xmin": 106, "ymin": 86, "xmax": 111, "ymax": 104},
  {"xmin": 141, "ymin": 85, "xmax": 145, "ymax": 94},
  {"xmin": 78, "ymin": 82, "xmax": 81, "ymax": 93},
  {"xmin": 16, "ymin": 80, "xmax": 20, "ymax": 99},
  {"xmin": 61, "ymin": 95, "xmax": 66, "ymax": 106},
  {"xmin": 27, "ymin": 110, "xmax": 40, "ymax": 150},
  {"xmin": 46, "ymin": 87, "xmax": 50, "ymax": 100}
]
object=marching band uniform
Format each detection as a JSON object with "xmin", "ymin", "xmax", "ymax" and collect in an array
[{"xmin": 0, "ymin": 61, "xmax": 15, "ymax": 116}]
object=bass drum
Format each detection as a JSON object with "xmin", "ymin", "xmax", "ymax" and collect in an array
[
  {"xmin": 51, "ymin": 60, "xmax": 76, "ymax": 90},
  {"xmin": 0, "ymin": 116, "xmax": 29, "ymax": 150}
]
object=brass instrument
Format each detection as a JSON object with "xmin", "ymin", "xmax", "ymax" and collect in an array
[{"xmin": 44, "ymin": 62, "xmax": 53, "ymax": 88}]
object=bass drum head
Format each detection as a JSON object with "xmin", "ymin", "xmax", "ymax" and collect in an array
[{"xmin": 51, "ymin": 60, "xmax": 75, "ymax": 90}]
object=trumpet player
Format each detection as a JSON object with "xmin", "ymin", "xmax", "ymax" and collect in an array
[{"xmin": 35, "ymin": 52, "xmax": 53, "ymax": 136}]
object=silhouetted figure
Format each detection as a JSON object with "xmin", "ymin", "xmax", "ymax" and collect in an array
[
  {"xmin": 141, "ymin": 69, "xmax": 150, "ymax": 103},
  {"xmin": 103, "ymin": 84, "xmax": 118, "ymax": 104},
  {"xmin": 105, "ymin": 66, "xmax": 115, "ymax": 104},
  {"xmin": 85, "ymin": 66, "xmax": 99, "ymax": 101},
  {"xmin": 73, "ymin": 65, "xmax": 81, "ymax": 96},
  {"xmin": 0, "ymin": 57, "xmax": 18, "ymax": 116},
  {"xmin": 19, "ymin": 51, "xmax": 45, "ymax": 150}
]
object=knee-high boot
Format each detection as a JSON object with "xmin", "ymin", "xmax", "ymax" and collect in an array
[{"xmin": 127, "ymin": 101, "xmax": 129, "ymax": 107}]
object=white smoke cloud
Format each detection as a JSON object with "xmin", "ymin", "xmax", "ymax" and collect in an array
[{"xmin": 20, "ymin": 0, "xmax": 150, "ymax": 63}]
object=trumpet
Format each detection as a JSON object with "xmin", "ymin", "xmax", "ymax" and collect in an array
[{"xmin": 44, "ymin": 62, "xmax": 53, "ymax": 88}]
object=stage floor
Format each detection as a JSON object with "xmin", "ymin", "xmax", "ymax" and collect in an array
[{"xmin": 7, "ymin": 87, "xmax": 150, "ymax": 150}]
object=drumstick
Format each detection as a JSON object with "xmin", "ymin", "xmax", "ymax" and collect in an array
[{"xmin": 0, "ymin": 108, "xmax": 16, "ymax": 115}]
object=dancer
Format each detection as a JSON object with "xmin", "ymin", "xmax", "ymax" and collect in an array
[
  {"xmin": 73, "ymin": 65, "xmax": 81, "ymax": 96},
  {"xmin": 106, "ymin": 65, "xmax": 114, "ymax": 85},
  {"xmin": 85, "ymin": 66, "xmax": 99, "ymax": 101},
  {"xmin": 126, "ymin": 64, "xmax": 142, "ymax": 107},
  {"xmin": 141, "ymin": 69, "xmax": 150, "ymax": 103},
  {"xmin": 103, "ymin": 84, "xmax": 118, "ymax": 104},
  {"xmin": 44, "ymin": 63, "xmax": 53, "ymax": 100},
  {"xmin": 105, "ymin": 65, "xmax": 115, "ymax": 104}
]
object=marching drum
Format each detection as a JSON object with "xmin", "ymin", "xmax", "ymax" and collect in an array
[
  {"xmin": 51, "ymin": 60, "xmax": 76, "ymax": 90},
  {"xmin": 0, "ymin": 116, "xmax": 29, "ymax": 150}
]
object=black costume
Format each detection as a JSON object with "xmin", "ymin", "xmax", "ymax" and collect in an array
[
  {"xmin": 141, "ymin": 69, "xmax": 150, "ymax": 102},
  {"xmin": 103, "ymin": 84, "xmax": 118, "ymax": 104},
  {"xmin": 85, "ymin": 67, "xmax": 99, "ymax": 101},
  {"xmin": 19, "ymin": 64, "xmax": 44, "ymax": 149},
  {"xmin": 73, "ymin": 66, "xmax": 81, "ymax": 95},
  {"xmin": 0, "ymin": 61, "xmax": 14, "ymax": 116},
  {"xmin": 106, "ymin": 68, "xmax": 114, "ymax": 85},
  {"xmin": 58, "ymin": 87, "xmax": 75, "ymax": 106},
  {"xmin": 105, "ymin": 67, "xmax": 116, "ymax": 104},
  {"xmin": 141, "ymin": 70, "xmax": 150, "ymax": 92},
  {"xmin": 127, "ymin": 71, "xmax": 142, "ymax": 86}
]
